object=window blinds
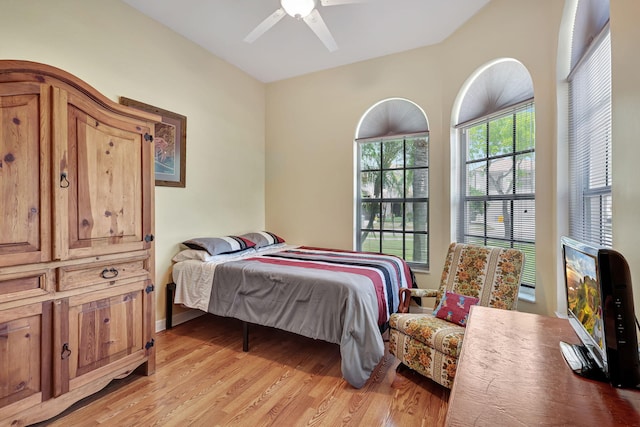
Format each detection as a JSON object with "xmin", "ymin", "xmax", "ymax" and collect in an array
[
  {"xmin": 568, "ymin": 27, "xmax": 612, "ymax": 247},
  {"xmin": 458, "ymin": 103, "xmax": 536, "ymax": 288}
]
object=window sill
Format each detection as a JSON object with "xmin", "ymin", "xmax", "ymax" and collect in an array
[
  {"xmin": 410, "ymin": 267, "xmax": 429, "ymax": 275},
  {"xmin": 518, "ymin": 286, "xmax": 535, "ymax": 303}
]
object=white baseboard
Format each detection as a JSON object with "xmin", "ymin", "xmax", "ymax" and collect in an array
[{"xmin": 155, "ymin": 309, "xmax": 204, "ymax": 332}]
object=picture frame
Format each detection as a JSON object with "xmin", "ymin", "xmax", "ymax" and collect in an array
[{"xmin": 119, "ymin": 97, "xmax": 187, "ymax": 187}]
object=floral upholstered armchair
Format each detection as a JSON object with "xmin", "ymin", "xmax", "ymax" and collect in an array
[{"xmin": 389, "ymin": 242, "xmax": 525, "ymax": 388}]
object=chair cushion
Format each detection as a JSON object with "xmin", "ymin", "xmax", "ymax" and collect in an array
[{"xmin": 389, "ymin": 312, "xmax": 465, "ymax": 358}]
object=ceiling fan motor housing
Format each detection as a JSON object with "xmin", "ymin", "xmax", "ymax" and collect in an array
[{"xmin": 281, "ymin": 0, "xmax": 316, "ymax": 18}]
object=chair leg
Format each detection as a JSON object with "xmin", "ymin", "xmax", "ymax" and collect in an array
[{"xmin": 396, "ymin": 362, "xmax": 411, "ymax": 373}]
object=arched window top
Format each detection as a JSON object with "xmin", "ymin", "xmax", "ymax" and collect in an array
[
  {"xmin": 571, "ymin": 0, "xmax": 609, "ymax": 70},
  {"xmin": 356, "ymin": 98, "xmax": 428, "ymax": 140},
  {"xmin": 457, "ymin": 59, "xmax": 533, "ymax": 126}
]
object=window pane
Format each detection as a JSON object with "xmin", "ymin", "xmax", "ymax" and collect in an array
[
  {"xmin": 406, "ymin": 233, "xmax": 428, "ymax": 264},
  {"xmin": 381, "ymin": 232, "xmax": 403, "ymax": 258},
  {"xmin": 382, "ymin": 170, "xmax": 404, "ymax": 198},
  {"xmin": 466, "ymin": 236, "xmax": 486, "ymax": 246},
  {"xmin": 485, "ymin": 239, "xmax": 512, "ymax": 249},
  {"xmin": 360, "ymin": 141, "xmax": 380, "ymax": 170},
  {"xmin": 406, "ymin": 202, "xmax": 428, "ymax": 232},
  {"xmin": 514, "ymin": 241, "xmax": 536, "ymax": 287},
  {"xmin": 383, "ymin": 139, "xmax": 404, "ymax": 169},
  {"xmin": 585, "ymin": 194, "xmax": 612, "ymax": 247},
  {"xmin": 588, "ymin": 135, "xmax": 611, "ymax": 189},
  {"xmin": 488, "ymin": 157, "xmax": 513, "ymax": 195},
  {"xmin": 516, "ymin": 106, "xmax": 535, "ymax": 152},
  {"xmin": 513, "ymin": 200, "xmax": 535, "ymax": 241},
  {"xmin": 406, "ymin": 168, "xmax": 428, "ymax": 198},
  {"xmin": 406, "ymin": 137, "xmax": 429, "ymax": 167},
  {"xmin": 467, "ymin": 124, "xmax": 486, "ymax": 161},
  {"xmin": 360, "ymin": 171, "xmax": 380, "ymax": 199},
  {"xmin": 486, "ymin": 200, "xmax": 511, "ymax": 240},
  {"xmin": 360, "ymin": 202, "xmax": 380, "ymax": 231},
  {"xmin": 516, "ymin": 153, "xmax": 535, "ymax": 194},
  {"xmin": 361, "ymin": 230, "xmax": 380, "ymax": 253},
  {"xmin": 466, "ymin": 161, "xmax": 487, "ymax": 196},
  {"xmin": 382, "ymin": 202, "xmax": 403, "ymax": 231},
  {"xmin": 488, "ymin": 115, "xmax": 513, "ymax": 156},
  {"xmin": 465, "ymin": 200, "xmax": 485, "ymax": 238}
]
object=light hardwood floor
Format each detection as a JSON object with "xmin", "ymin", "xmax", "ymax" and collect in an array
[{"xmin": 35, "ymin": 314, "xmax": 449, "ymax": 426}]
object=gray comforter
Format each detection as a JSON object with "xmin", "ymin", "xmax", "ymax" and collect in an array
[{"xmin": 206, "ymin": 248, "xmax": 410, "ymax": 388}]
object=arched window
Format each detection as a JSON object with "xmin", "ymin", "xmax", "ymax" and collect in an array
[
  {"xmin": 567, "ymin": 0, "xmax": 611, "ymax": 247},
  {"xmin": 355, "ymin": 98, "xmax": 429, "ymax": 269},
  {"xmin": 454, "ymin": 59, "xmax": 536, "ymax": 289}
]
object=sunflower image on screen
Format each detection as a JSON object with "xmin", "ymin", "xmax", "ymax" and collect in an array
[{"xmin": 565, "ymin": 247, "xmax": 604, "ymax": 349}]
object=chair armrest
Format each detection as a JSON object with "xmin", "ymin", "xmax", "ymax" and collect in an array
[{"xmin": 397, "ymin": 287, "xmax": 438, "ymax": 313}]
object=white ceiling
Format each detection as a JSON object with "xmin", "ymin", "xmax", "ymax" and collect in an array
[{"xmin": 122, "ymin": 0, "xmax": 490, "ymax": 83}]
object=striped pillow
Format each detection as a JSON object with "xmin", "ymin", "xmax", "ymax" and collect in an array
[
  {"xmin": 182, "ymin": 236, "xmax": 256, "ymax": 255},
  {"xmin": 239, "ymin": 231, "xmax": 285, "ymax": 249}
]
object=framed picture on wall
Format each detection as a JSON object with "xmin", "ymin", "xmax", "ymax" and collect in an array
[{"xmin": 120, "ymin": 97, "xmax": 187, "ymax": 187}]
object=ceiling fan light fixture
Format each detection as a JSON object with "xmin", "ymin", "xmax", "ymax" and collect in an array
[{"xmin": 281, "ymin": 0, "xmax": 315, "ymax": 19}]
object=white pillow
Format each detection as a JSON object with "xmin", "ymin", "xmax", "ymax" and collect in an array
[
  {"xmin": 255, "ymin": 242, "xmax": 287, "ymax": 252},
  {"xmin": 172, "ymin": 248, "xmax": 256, "ymax": 263}
]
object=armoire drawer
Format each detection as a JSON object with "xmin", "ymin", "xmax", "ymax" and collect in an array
[
  {"xmin": 57, "ymin": 256, "xmax": 149, "ymax": 291},
  {"xmin": 0, "ymin": 269, "xmax": 50, "ymax": 303}
]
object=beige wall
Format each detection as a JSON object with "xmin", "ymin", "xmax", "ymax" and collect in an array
[
  {"xmin": 266, "ymin": 0, "xmax": 564, "ymax": 316},
  {"xmin": 611, "ymin": 0, "xmax": 640, "ymax": 319},
  {"xmin": 2, "ymin": 0, "xmax": 639, "ymax": 322},
  {"xmin": 0, "ymin": 0, "xmax": 267, "ymax": 326}
]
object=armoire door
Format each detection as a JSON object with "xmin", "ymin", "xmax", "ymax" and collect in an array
[
  {"xmin": 53, "ymin": 280, "xmax": 153, "ymax": 396},
  {"xmin": 52, "ymin": 88, "xmax": 154, "ymax": 260},
  {"xmin": 0, "ymin": 301, "xmax": 52, "ymax": 417},
  {"xmin": 0, "ymin": 82, "xmax": 51, "ymax": 267}
]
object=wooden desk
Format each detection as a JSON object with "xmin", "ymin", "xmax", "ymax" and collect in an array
[{"xmin": 446, "ymin": 306, "xmax": 640, "ymax": 426}]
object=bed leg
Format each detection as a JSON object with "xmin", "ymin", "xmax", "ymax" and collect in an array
[
  {"xmin": 166, "ymin": 282, "xmax": 176, "ymax": 330},
  {"xmin": 243, "ymin": 321, "xmax": 249, "ymax": 352}
]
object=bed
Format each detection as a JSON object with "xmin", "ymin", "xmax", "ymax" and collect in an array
[{"xmin": 170, "ymin": 235, "xmax": 414, "ymax": 388}]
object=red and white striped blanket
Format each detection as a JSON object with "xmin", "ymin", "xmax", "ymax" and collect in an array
[{"xmin": 174, "ymin": 246, "xmax": 414, "ymax": 388}]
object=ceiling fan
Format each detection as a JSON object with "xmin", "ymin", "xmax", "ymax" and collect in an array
[{"xmin": 244, "ymin": 0, "xmax": 374, "ymax": 52}]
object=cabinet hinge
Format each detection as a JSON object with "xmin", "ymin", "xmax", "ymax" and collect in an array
[
  {"xmin": 144, "ymin": 133, "xmax": 153, "ymax": 142},
  {"xmin": 145, "ymin": 339, "xmax": 155, "ymax": 350},
  {"xmin": 145, "ymin": 284, "xmax": 155, "ymax": 294},
  {"xmin": 144, "ymin": 234, "xmax": 155, "ymax": 243}
]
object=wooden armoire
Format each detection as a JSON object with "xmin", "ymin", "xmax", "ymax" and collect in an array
[{"xmin": 0, "ymin": 60, "xmax": 157, "ymax": 426}]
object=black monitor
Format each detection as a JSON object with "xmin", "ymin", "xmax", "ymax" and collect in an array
[{"xmin": 561, "ymin": 236, "xmax": 640, "ymax": 388}]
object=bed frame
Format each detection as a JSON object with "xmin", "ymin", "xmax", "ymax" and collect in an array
[{"xmin": 166, "ymin": 282, "xmax": 250, "ymax": 351}]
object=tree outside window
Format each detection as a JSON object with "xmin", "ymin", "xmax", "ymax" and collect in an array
[{"xmin": 358, "ymin": 135, "xmax": 429, "ymax": 268}]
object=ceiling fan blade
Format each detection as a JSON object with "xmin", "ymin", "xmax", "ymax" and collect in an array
[
  {"xmin": 244, "ymin": 8, "xmax": 286, "ymax": 43},
  {"xmin": 303, "ymin": 9, "xmax": 338, "ymax": 52},
  {"xmin": 320, "ymin": 0, "xmax": 374, "ymax": 6}
]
